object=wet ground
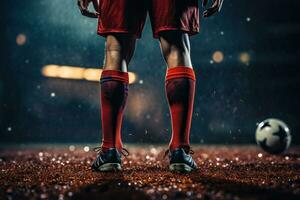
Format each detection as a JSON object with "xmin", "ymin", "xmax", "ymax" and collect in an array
[{"xmin": 0, "ymin": 145, "xmax": 300, "ymax": 200}]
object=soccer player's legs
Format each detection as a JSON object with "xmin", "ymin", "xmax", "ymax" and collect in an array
[
  {"xmin": 159, "ymin": 31, "xmax": 197, "ymax": 172},
  {"xmin": 150, "ymin": 0, "xmax": 199, "ymax": 172},
  {"xmin": 101, "ymin": 33, "xmax": 136, "ymax": 149},
  {"xmin": 159, "ymin": 31, "xmax": 195, "ymax": 150},
  {"xmin": 149, "ymin": 0, "xmax": 200, "ymax": 38},
  {"xmin": 97, "ymin": 0, "xmax": 147, "ymax": 38},
  {"xmin": 94, "ymin": 0, "xmax": 146, "ymax": 172},
  {"xmin": 92, "ymin": 33, "xmax": 136, "ymax": 171}
]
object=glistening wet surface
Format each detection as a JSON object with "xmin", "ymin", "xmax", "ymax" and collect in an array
[{"xmin": 0, "ymin": 145, "xmax": 300, "ymax": 200}]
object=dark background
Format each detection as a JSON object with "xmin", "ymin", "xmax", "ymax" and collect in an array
[{"xmin": 0, "ymin": 0, "xmax": 299, "ymax": 145}]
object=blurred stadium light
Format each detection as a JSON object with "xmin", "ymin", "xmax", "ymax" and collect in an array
[
  {"xmin": 239, "ymin": 52, "xmax": 251, "ymax": 65},
  {"xmin": 16, "ymin": 33, "xmax": 26, "ymax": 46},
  {"xmin": 42, "ymin": 65, "xmax": 138, "ymax": 84},
  {"xmin": 212, "ymin": 51, "xmax": 224, "ymax": 63}
]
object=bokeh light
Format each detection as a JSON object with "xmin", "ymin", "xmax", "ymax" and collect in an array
[
  {"xmin": 212, "ymin": 51, "xmax": 224, "ymax": 63},
  {"xmin": 58, "ymin": 66, "xmax": 84, "ymax": 80},
  {"xmin": 41, "ymin": 65, "xmax": 59, "ymax": 77},
  {"xmin": 239, "ymin": 52, "xmax": 251, "ymax": 64},
  {"xmin": 83, "ymin": 146, "xmax": 90, "ymax": 152},
  {"xmin": 41, "ymin": 65, "xmax": 137, "ymax": 84},
  {"xmin": 16, "ymin": 33, "xmax": 26, "ymax": 46},
  {"xmin": 69, "ymin": 145, "xmax": 75, "ymax": 152},
  {"xmin": 83, "ymin": 68, "xmax": 101, "ymax": 81}
]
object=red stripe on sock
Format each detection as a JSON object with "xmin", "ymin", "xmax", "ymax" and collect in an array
[
  {"xmin": 101, "ymin": 70, "xmax": 129, "ymax": 83},
  {"xmin": 166, "ymin": 66, "xmax": 196, "ymax": 81}
]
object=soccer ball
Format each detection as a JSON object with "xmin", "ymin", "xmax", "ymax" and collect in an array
[{"xmin": 255, "ymin": 118, "xmax": 291, "ymax": 154}]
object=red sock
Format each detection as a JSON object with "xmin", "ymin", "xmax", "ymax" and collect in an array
[
  {"xmin": 100, "ymin": 70, "xmax": 129, "ymax": 151},
  {"xmin": 165, "ymin": 66, "xmax": 196, "ymax": 151}
]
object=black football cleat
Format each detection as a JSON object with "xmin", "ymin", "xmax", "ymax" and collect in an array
[
  {"xmin": 91, "ymin": 147, "xmax": 129, "ymax": 172},
  {"xmin": 166, "ymin": 148, "xmax": 197, "ymax": 173}
]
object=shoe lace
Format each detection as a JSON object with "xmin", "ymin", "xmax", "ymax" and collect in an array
[
  {"xmin": 120, "ymin": 148, "xmax": 130, "ymax": 157},
  {"xmin": 163, "ymin": 150, "xmax": 169, "ymax": 159},
  {"xmin": 163, "ymin": 148, "xmax": 194, "ymax": 159},
  {"xmin": 93, "ymin": 146, "xmax": 103, "ymax": 154},
  {"xmin": 93, "ymin": 146, "xmax": 130, "ymax": 157}
]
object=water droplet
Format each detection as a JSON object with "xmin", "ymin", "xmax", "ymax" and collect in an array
[
  {"xmin": 83, "ymin": 146, "xmax": 90, "ymax": 152},
  {"xmin": 285, "ymin": 156, "xmax": 289, "ymax": 160},
  {"xmin": 69, "ymin": 145, "xmax": 75, "ymax": 152}
]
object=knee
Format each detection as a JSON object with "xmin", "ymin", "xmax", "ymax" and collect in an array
[
  {"xmin": 159, "ymin": 32, "xmax": 190, "ymax": 61},
  {"xmin": 105, "ymin": 34, "xmax": 136, "ymax": 59},
  {"xmin": 164, "ymin": 46, "xmax": 188, "ymax": 62},
  {"xmin": 160, "ymin": 41, "xmax": 190, "ymax": 67},
  {"xmin": 103, "ymin": 34, "xmax": 136, "ymax": 70}
]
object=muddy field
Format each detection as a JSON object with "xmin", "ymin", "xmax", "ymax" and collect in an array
[{"xmin": 0, "ymin": 145, "xmax": 300, "ymax": 200}]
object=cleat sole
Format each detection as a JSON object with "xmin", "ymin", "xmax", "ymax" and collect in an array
[
  {"xmin": 97, "ymin": 163, "xmax": 122, "ymax": 172},
  {"xmin": 170, "ymin": 163, "xmax": 193, "ymax": 173}
]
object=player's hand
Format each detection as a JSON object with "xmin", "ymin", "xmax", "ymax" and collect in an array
[
  {"xmin": 202, "ymin": 0, "xmax": 224, "ymax": 18},
  {"xmin": 77, "ymin": 0, "xmax": 99, "ymax": 18}
]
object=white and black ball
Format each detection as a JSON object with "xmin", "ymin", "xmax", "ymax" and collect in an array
[{"xmin": 255, "ymin": 118, "xmax": 291, "ymax": 154}]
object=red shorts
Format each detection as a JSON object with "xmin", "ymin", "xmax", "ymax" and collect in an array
[{"xmin": 98, "ymin": 0, "xmax": 200, "ymax": 38}]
